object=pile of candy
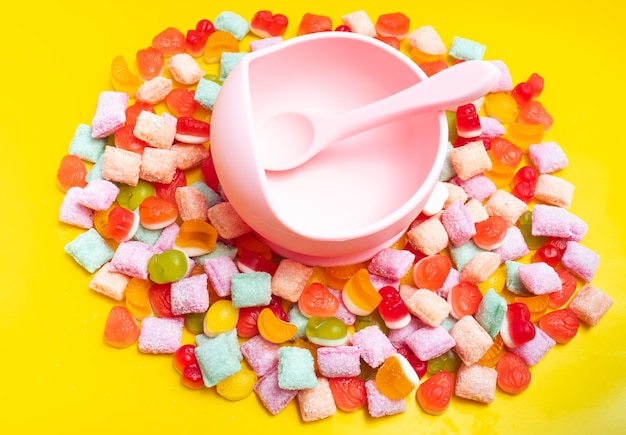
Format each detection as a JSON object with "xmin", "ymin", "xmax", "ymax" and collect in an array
[{"xmin": 57, "ymin": 9, "xmax": 614, "ymax": 421}]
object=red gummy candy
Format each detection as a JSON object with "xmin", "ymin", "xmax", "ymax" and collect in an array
[
  {"xmin": 448, "ymin": 281, "xmax": 483, "ymax": 319},
  {"xmin": 175, "ymin": 116, "xmax": 210, "ymax": 144},
  {"xmin": 57, "ymin": 154, "xmax": 88, "ymax": 192},
  {"xmin": 413, "ymin": 254, "xmax": 452, "ymax": 290},
  {"xmin": 186, "ymin": 19, "xmax": 215, "ymax": 57},
  {"xmin": 473, "ymin": 215, "xmax": 508, "ymax": 250},
  {"xmin": 456, "ymin": 103, "xmax": 481, "ymax": 138},
  {"xmin": 328, "ymin": 377, "xmax": 367, "ymax": 412},
  {"xmin": 489, "ymin": 137, "xmax": 522, "ymax": 174},
  {"xmin": 297, "ymin": 13, "xmax": 332, "ymax": 35},
  {"xmin": 250, "ymin": 10, "xmax": 289, "ymax": 38},
  {"xmin": 149, "ymin": 283, "xmax": 174, "ymax": 318},
  {"xmin": 375, "ymin": 35, "xmax": 401, "ymax": 50},
  {"xmin": 375, "ymin": 12, "xmax": 410, "ymax": 39},
  {"xmin": 533, "ymin": 238, "xmax": 566, "ymax": 267},
  {"xmin": 199, "ymin": 153, "xmax": 220, "ymax": 192},
  {"xmin": 502, "ymin": 302, "xmax": 536, "ymax": 348},
  {"xmin": 511, "ymin": 165, "xmax": 538, "ymax": 203},
  {"xmin": 496, "ymin": 352, "xmax": 531, "ymax": 394},
  {"xmin": 106, "ymin": 205, "xmax": 138, "ymax": 242},
  {"xmin": 416, "ymin": 370, "xmax": 454, "ymax": 415},
  {"xmin": 419, "ymin": 60, "xmax": 448, "ymax": 77},
  {"xmin": 511, "ymin": 81, "xmax": 534, "ymax": 106},
  {"xmin": 173, "ymin": 344, "xmax": 197, "ymax": 373},
  {"xmin": 165, "ymin": 88, "xmax": 199, "ymax": 118},
  {"xmin": 526, "ymin": 73, "xmax": 544, "ymax": 98},
  {"xmin": 182, "ymin": 363, "xmax": 205, "ymax": 389},
  {"xmin": 396, "ymin": 346, "xmax": 428, "ymax": 378},
  {"xmin": 518, "ymin": 100, "xmax": 553, "ymax": 131},
  {"xmin": 103, "ymin": 305, "xmax": 140, "ymax": 348},
  {"xmin": 154, "ymin": 168, "xmax": 187, "ymax": 202},
  {"xmin": 549, "ymin": 269, "xmax": 578, "ymax": 309},
  {"xmin": 152, "ymin": 27, "xmax": 186, "ymax": 56},
  {"xmin": 334, "ymin": 25, "xmax": 352, "ymax": 32},
  {"xmin": 538, "ymin": 308, "xmax": 580, "ymax": 344},
  {"xmin": 136, "ymin": 46, "xmax": 164, "ymax": 81},
  {"xmin": 377, "ymin": 286, "xmax": 410, "ymax": 327},
  {"xmin": 236, "ymin": 248, "xmax": 278, "ymax": 275},
  {"xmin": 114, "ymin": 124, "xmax": 147, "ymax": 154},
  {"xmin": 125, "ymin": 101, "xmax": 155, "ymax": 126}
]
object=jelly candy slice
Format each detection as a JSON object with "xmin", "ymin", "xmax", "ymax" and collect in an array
[
  {"xmin": 477, "ymin": 334, "xmax": 505, "ymax": 367},
  {"xmin": 114, "ymin": 124, "xmax": 147, "ymax": 155},
  {"xmin": 110, "ymin": 55, "xmax": 142, "ymax": 95},
  {"xmin": 413, "ymin": 254, "xmax": 452, "ymax": 291},
  {"xmin": 173, "ymin": 344, "xmax": 197, "ymax": 373},
  {"xmin": 124, "ymin": 277, "xmax": 152, "ymax": 319},
  {"xmin": 57, "ymin": 154, "xmax": 87, "ymax": 192},
  {"xmin": 154, "ymin": 168, "xmax": 187, "ymax": 203},
  {"xmin": 148, "ymin": 283, "xmax": 174, "ymax": 317},
  {"xmin": 328, "ymin": 377, "xmax": 367, "ymax": 412},
  {"xmin": 203, "ymin": 30, "xmax": 239, "ymax": 64},
  {"xmin": 375, "ymin": 12, "xmax": 410, "ymax": 39},
  {"xmin": 257, "ymin": 307, "xmax": 297, "ymax": 343},
  {"xmin": 216, "ymin": 366, "xmax": 258, "ymax": 400},
  {"xmin": 305, "ymin": 316, "xmax": 349, "ymax": 346},
  {"xmin": 103, "ymin": 305, "xmax": 140, "ymax": 348},
  {"xmin": 447, "ymin": 281, "xmax": 483, "ymax": 319},
  {"xmin": 138, "ymin": 196, "xmax": 178, "ymax": 230},
  {"xmin": 297, "ymin": 13, "xmax": 332, "ymax": 35},
  {"xmin": 148, "ymin": 249, "xmax": 189, "ymax": 284},
  {"xmin": 548, "ymin": 269, "xmax": 578, "ymax": 309},
  {"xmin": 325, "ymin": 262, "xmax": 365, "ymax": 290},
  {"xmin": 538, "ymin": 308, "xmax": 580, "ymax": 344},
  {"xmin": 105, "ymin": 206, "xmax": 139, "ymax": 242},
  {"xmin": 93, "ymin": 206, "xmax": 114, "ymax": 239},
  {"xmin": 341, "ymin": 268, "xmax": 382, "ymax": 316},
  {"xmin": 496, "ymin": 352, "xmax": 531, "ymax": 394},
  {"xmin": 513, "ymin": 294, "xmax": 549, "ymax": 323},
  {"xmin": 377, "ymin": 286, "xmax": 411, "ymax": 329},
  {"xmin": 375, "ymin": 353, "xmax": 420, "ymax": 400},
  {"xmin": 298, "ymin": 282, "xmax": 339, "ymax": 318},
  {"xmin": 136, "ymin": 46, "xmax": 164, "ymax": 81},
  {"xmin": 204, "ymin": 299, "xmax": 239, "ymax": 337},
  {"xmin": 174, "ymin": 219, "xmax": 218, "ymax": 257},
  {"xmin": 152, "ymin": 27, "xmax": 186, "ymax": 56},
  {"xmin": 473, "ymin": 215, "xmax": 508, "ymax": 250},
  {"xmin": 250, "ymin": 10, "xmax": 289, "ymax": 38},
  {"xmin": 165, "ymin": 88, "xmax": 199, "ymax": 118},
  {"xmin": 416, "ymin": 370, "xmax": 454, "ymax": 415},
  {"xmin": 175, "ymin": 116, "xmax": 210, "ymax": 144}
]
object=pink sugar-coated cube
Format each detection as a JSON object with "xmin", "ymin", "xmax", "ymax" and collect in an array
[
  {"xmin": 138, "ymin": 316, "xmax": 184, "ymax": 354},
  {"xmin": 368, "ymin": 248, "xmax": 415, "ymax": 280},
  {"xmin": 509, "ymin": 326, "xmax": 555, "ymax": 366},
  {"xmin": 404, "ymin": 289, "xmax": 451, "ymax": 327},
  {"xmin": 90, "ymin": 91, "xmax": 128, "ymax": 138},
  {"xmin": 479, "ymin": 116, "xmax": 506, "ymax": 138},
  {"xmin": 341, "ymin": 10, "xmax": 376, "ymax": 36},
  {"xmin": 407, "ymin": 25, "xmax": 446, "ymax": 55},
  {"xmin": 484, "ymin": 189, "xmax": 529, "ymax": 226},
  {"xmin": 493, "ymin": 226, "xmax": 529, "ymax": 262},
  {"xmin": 405, "ymin": 325, "xmax": 456, "ymax": 361},
  {"xmin": 254, "ymin": 368, "xmax": 298, "ymax": 415},
  {"xmin": 436, "ymin": 267, "xmax": 460, "ymax": 299},
  {"xmin": 449, "ymin": 140, "xmax": 493, "ymax": 181},
  {"xmin": 569, "ymin": 283, "xmax": 614, "ymax": 326},
  {"xmin": 271, "ymin": 259, "xmax": 313, "ymax": 303},
  {"xmin": 207, "ymin": 201, "xmax": 253, "ymax": 240},
  {"xmin": 488, "ymin": 60, "xmax": 513, "ymax": 92},
  {"xmin": 328, "ymin": 288, "xmax": 356, "ymax": 326},
  {"xmin": 317, "ymin": 345, "xmax": 361, "ymax": 378},
  {"xmin": 174, "ymin": 186, "xmax": 208, "ymax": 222},
  {"xmin": 464, "ymin": 198, "xmax": 489, "ymax": 223},
  {"xmin": 240, "ymin": 335, "xmax": 280, "ymax": 377},
  {"xmin": 297, "ymin": 377, "xmax": 337, "ymax": 422},
  {"xmin": 171, "ymin": 143, "xmax": 210, "ymax": 170},
  {"xmin": 101, "ymin": 145, "xmax": 142, "ymax": 186},
  {"xmin": 249, "ymin": 36, "xmax": 284, "ymax": 52},
  {"xmin": 459, "ymin": 251, "xmax": 502, "ymax": 284},
  {"xmin": 388, "ymin": 316, "xmax": 425, "ymax": 348},
  {"xmin": 133, "ymin": 110, "xmax": 176, "ymax": 149},
  {"xmin": 442, "ymin": 199, "xmax": 476, "ymax": 247},
  {"xmin": 365, "ymin": 379, "xmax": 407, "ymax": 417},
  {"xmin": 135, "ymin": 76, "xmax": 173, "ymax": 105},
  {"xmin": 407, "ymin": 215, "xmax": 449, "ymax": 256},
  {"xmin": 152, "ymin": 222, "xmax": 180, "ymax": 252},
  {"xmin": 78, "ymin": 179, "xmax": 120, "ymax": 211},
  {"xmin": 59, "ymin": 186, "xmax": 94, "ymax": 229},
  {"xmin": 369, "ymin": 273, "xmax": 400, "ymax": 290},
  {"xmin": 518, "ymin": 262, "xmax": 562, "ymax": 295},
  {"xmin": 88, "ymin": 261, "xmax": 131, "ymax": 301},
  {"xmin": 534, "ymin": 173, "xmax": 575, "ymax": 208},
  {"xmin": 528, "ymin": 141, "xmax": 568, "ymax": 173},
  {"xmin": 203, "ymin": 255, "xmax": 239, "ymax": 297},
  {"xmin": 170, "ymin": 273, "xmax": 209, "ymax": 315},
  {"xmin": 443, "ymin": 182, "xmax": 469, "ymax": 208},
  {"xmin": 454, "ymin": 364, "xmax": 498, "ymax": 403},
  {"xmin": 449, "ymin": 315, "xmax": 493, "ymax": 365},
  {"xmin": 167, "ymin": 53, "xmax": 205, "ymax": 85},
  {"xmin": 561, "ymin": 241, "xmax": 600, "ymax": 282},
  {"xmin": 109, "ymin": 241, "xmax": 157, "ymax": 280},
  {"xmin": 139, "ymin": 147, "xmax": 177, "ymax": 184},
  {"xmin": 350, "ymin": 325, "xmax": 396, "ymax": 369},
  {"xmin": 451, "ymin": 174, "xmax": 497, "ymax": 202},
  {"xmin": 531, "ymin": 204, "xmax": 588, "ymax": 242}
]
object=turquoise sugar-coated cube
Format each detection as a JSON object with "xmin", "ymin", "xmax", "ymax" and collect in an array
[
  {"xmin": 449, "ymin": 36, "xmax": 487, "ymax": 60},
  {"xmin": 195, "ymin": 329, "xmax": 242, "ymax": 360},
  {"xmin": 474, "ymin": 288, "xmax": 507, "ymax": 338},
  {"xmin": 64, "ymin": 228, "xmax": 114, "ymax": 273},
  {"xmin": 194, "ymin": 332, "xmax": 242, "ymax": 387},
  {"xmin": 439, "ymin": 142, "xmax": 457, "ymax": 182},
  {"xmin": 277, "ymin": 346, "xmax": 317, "ymax": 390},
  {"xmin": 220, "ymin": 52, "xmax": 247, "ymax": 82},
  {"xmin": 449, "ymin": 241, "xmax": 486, "ymax": 271},
  {"xmin": 190, "ymin": 181, "xmax": 223, "ymax": 208},
  {"xmin": 86, "ymin": 154, "xmax": 104, "ymax": 182},
  {"xmin": 214, "ymin": 11, "xmax": 250, "ymax": 40},
  {"xmin": 287, "ymin": 305, "xmax": 309, "ymax": 340},
  {"xmin": 231, "ymin": 271, "xmax": 272, "ymax": 308},
  {"xmin": 505, "ymin": 260, "xmax": 530, "ymax": 295},
  {"xmin": 133, "ymin": 225, "xmax": 162, "ymax": 245},
  {"xmin": 68, "ymin": 124, "xmax": 106, "ymax": 163},
  {"xmin": 194, "ymin": 77, "xmax": 221, "ymax": 111},
  {"xmin": 193, "ymin": 241, "xmax": 238, "ymax": 263}
]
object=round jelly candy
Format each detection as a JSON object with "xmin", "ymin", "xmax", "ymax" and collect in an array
[
  {"xmin": 148, "ymin": 249, "xmax": 189, "ymax": 284},
  {"xmin": 257, "ymin": 307, "xmax": 297, "ymax": 344},
  {"xmin": 448, "ymin": 281, "xmax": 483, "ymax": 319},
  {"xmin": 416, "ymin": 370, "xmax": 454, "ymax": 415},
  {"xmin": 413, "ymin": 254, "xmax": 452, "ymax": 290},
  {"xmin": 496, "ymin": 352, "xmax": 531, "ymax": 394},
  {"xmin": 427, "ymin": 350, "xmax": 461, "ymax": 375},
  {"xmin": 305, "ymin": 316, "xmax": 349, "ymax": 346},
  {"xmin": 328, "ymin": 377, "xmax": 367, "ymax": 412},
  {"xmin": 138, "ymin": 196, "xmax": 178, "ymax": 230},
  {"xmin": 341, "ymin": 268, "xmax": 382, "ymax": 316},
  {"xmin": 375, "ymin": 353, "xmax": 420, "ymax": 400},
  {"xmin": 204, "ymin": 299, "xmax": 239, "ymax": 337},
  {"xmin": 114, "ymin": 124, "xmax": 147, "ymax": 154},
  {"xmin": 473, "ymin": 215, "xmax": 508, "ymax": 250},
  {"xmin": 298, "ymin": 282, "xmax": 339, "ymax": 318},
  {"xmin": 174, "ymin": 219, "xmax": 218, "ymax": 257},
  {"xmin": 216, "ymin": 366, "xmax": 258, "ymax": 401},
  {"xmin": 484, "ymin": 92, "xmax": 519, "ymax": 124},
  {"xmin": 117, "ymin": 180, "xmax": 155, "ymax": 210},
  {"xmin": 165, "ymin": 88, "xmax": 199, "ymax": 118},
  {"xmin": 506, "ymin": 121, "xmax": 544, "ymax": 153},
  {"xmin": 105, "ymin": 206, "xmax": 139, "ymax": 242},
  {"xmin": 377, "ymin": 286, "xmax": 411, "ymax": 329}
]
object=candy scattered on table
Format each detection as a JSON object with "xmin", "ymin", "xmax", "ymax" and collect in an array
[{"xmin": 56, "ymin": 8, "xmax": 613, "ymax": 423}]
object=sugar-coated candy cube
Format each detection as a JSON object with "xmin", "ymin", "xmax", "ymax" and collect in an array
[
  {"xmin": 365, "ymin": 379, "xmax": 406, "ymax": 417},
  {"xmin": 64, "ymin": 228, "xmax": 115, "ymax": 273},
  {"xmin": 194, "ymin": 76, "xmax": 222, "ymax": 111},
  {"xmin": 203, "ymin": 255, "xmax": 239, "ymax": 297},
  {"xmin": 450, "ymin": 315, "xmax": 493, "ymax": 365},
  {"xmin": 271, "ymin": 259, "xmax": 313, "ymax": 303},
  {"xmin": 171, "ymin": 143, "xmax": 210, "ymax": 171},
  {"xmin": 167, "ymin": 53, "xmax": 205, "ymax": 85},
  {"xmin": 253, "ymin": 368, "xmax": 298, "ymax": 415},
  {"xmin": 101, "ymin": 146, "xmax": 142, "ymax": 186},
  {"xmin": 518, "ymin": 262, "xmax": 562, "ymax": 295},
  {"xmin": 277, "ymin": 346, "xmax": 317, "ymax": 390},
  {"xmin": 529, "ymin": 141, "xmax": 568, "ymax": 173},
  {"xmin": 231, "ymin": 272, "xmax": 272, "ymax": 308},
  {"xmin": 509, "ymin": 326, "xmax": 555, "ymax": 366},
  {"xmin": 152, "ymin": 222, "xmax": 179, "ymax": 252},
  {"xmin": 207, "ymin": 202, "xmax": 252, "ymax": 240},
  {"xmin": 569, "ymin": 283, "xmax": 614, "ymax": 326},
  {"xmin": 287, "ymin": 305, "xmax": 309, "ymax": 339},
  {"xmin": 190, "ymin": 181, "xmax": 223, "ymax": 209},
  {"xmin": 443, "ymin": 182, "xmax": 469, "ymax": 208},
  {"xmin": 442, "ymin": 199, "xmax": 477, "ymax": 247},
  {"xmin": 249, "ymin": 36, "xmax": 283, "ymax": 52},
  {"xmin": 475, "ymin": 288, "xmax": 507, "ymax": 337},
  {"xmin": 194, "ymin": 332, "xmax": 242, "ymax": 386},
  {"xmin": 407, "ymin": 215, "xmax": 449, "ymax": 256},
  {"xmin": 175, "ymin": 186, "xmax": 208, "ymax": 221},
  {"xmin": 240, "ymin": 335, "xmax": 280, "ymax": 377},
  {"xmin": 460, "ymin": 251, "xmax": 501, "ymax": 284},
  {"xmin": 488, "ymin": 60, "xmax": 513, "ymax": 92},
  {"xmin": 69, "ymin": 124, "xmax": 106, "ymax": 163},
  {"xmin": 327, "ymin": 288, "xmax": 356, "ymax": 326},
  {"xmin": 504, "ymin": 260, "xmax": 530, "ymax": 295},
  {"xmin": 195, "ymin": 329, "xmax": 242, "ymax": 360},
  {"xmin": 133, "ymin": 111, "xmax": 176, "ymax": 150},
  {"xmin": 341, "ymin": 10, "xmax": 376, "ymax": 36},
  {"xmin": 451, "ymin": 174, "xmax": 497, "ymax": 202},
  {"xmin": 170, "ymin": 273, "xmax": 209, "ymax": 315},
  {"xmin": 138, "ymin": 316, "xmax": 184, "ymax": 354},
  {"xmin": 439, "ymin": 142, "xmax": 457, "ymax": 182},
  {"xmin": 437, "ymin": 267, "xmax": 461, "ymax": 299},
  {"xmin": 561, "ymin": 241, "xmax": 600, "ymax": 282},
  {"xmin": 78, "ymin": 179, "xmax": 119, "ymax": 211},
  {"xmin": 109, "ymin": 240, "xmax": 156, "ymax": 280},
  {"xmin": 59, "ymin": 186, "xmax": 94, "ymax": 229},
  {"xmin": 317, "ymin": 345, "xmax": 361, "ymax": 378},
  {"xmin": 214, "ymin": 11, "xmax": 250, "ymax": 40},
  {"xmin": 132, "ymin": 225, "xmax": 162, "ymax": 245},
  {"xmin": 407, "ymin": 25, "xmax": 446, "ymax": 56},
  {"xmin": 297, "ymin": 377, "xmax": 337, "ymax": 422},
  {"xmin": 450, "ymin": 141, "xmax": 492, "ymax": 181},
  {"xmin": 135, "ymin": 76, "xmax": 172, "ymax": 105},
  {"xmin": 484, "ymin": 189, "xmax": 529, "ymax": 226},
  {"xmin": 404, "ymin": 289, "xmax": 452, "ymax": 327},
  {"xmin": 139, "ymin": 147, "xmax": 177, "ymax": 184},
  {"xmin": 368, "ymin": 248, "xmax": 415, "ymax": 280},
  {"xmin": 88, "ymin": 261, "xmax": 131, "ymax": 301},
  {"xmin": 479, "ymin": 116, "xmax": 506, "ymax": 138},
  {"xmin": 533, "ymin": 174, "xmax": 575, "ymax": 208},
  {"xmin": 531, "ymin": 204, "xmax": 588, "ymax": 241},
  {"xmin": 220, "ymin": 52, "xmax": 247, "ymax": 81},
  {"xmin": 91, "ymin": 91, "xmax": 129, "ymax": 138},
  {"xmin": 465, "ymin": 198, "xmax": 489, "ymax": 223},
  {"xmin": 493, "ymin": 226, "xmax": 530, "ymax": 262},
  {"xmin": 405, "ymin": 325, "xmax": 456, "ymax": 361},
  {"xmin": 387, "ymin": 316, "xmax": 425, "ymax": 348},
  {"xmin": 85, "ymin": 154, "xmax": 104, "ymax": 182},
  {"xmin": 454, "ymin": 364, "xmax": 497, "ymax": 403},
  {"xmin": 449, "ymin": 241, "xmax": 486, "ymax": 271},
  {"xmin": 449, "ymin": 36, "xmax": 487, "ymax": 61},
  {"xmin": 350, "ymin": 325, "xmax": 396, "ymax": 368}
]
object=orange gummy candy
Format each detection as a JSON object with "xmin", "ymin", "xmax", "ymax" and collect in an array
[
  {"xmin": 124, "ymin": 278, "xmax": 152, "ymax": 319},
  {"xmin": 138, "ymin": 196, "xmax": 178, "ymax": 230},
  {"xmin": 416, "ymin": 370, "xmax": 454, "ymax": 415},
  {"xmin": 375, "ymin": 354, "xmax": 420, "ymax": 400},
  {"xmin": 136, "ymin": 46, "xmax": 165, "ymax": 81},
  {"xmin": 496, "ymin": 352, "xmax": 531, "ymax": 394},
  {"xmin": 298, "ymin": 282, "xmax": 339, "ymax": 318},
  {"xmin": 203, "ymin": 30, "xmax": 239, "ymax": 64},
  {"xmin": 164, "ymin": 88, "xmax": 199, "ymax": 118},
  {"xmin": 325, "ymin": 262, "xmax": 365, "ymax": 290},
  {"xmin": 341, "ymin": 268, "xmax": 383, "ymax": 316},
  {"xmin": 513, "ymin": 294, "xmax": 549, "ymax": 323},
  {"xmin": 484, "ymin": 92, "xmax": 519, "ymax": 124},
  {"xmin": 110, "ymin": 55, "xmax": 142, "ymax": 96},
  {"xmin": 103, "ymin": 305, "xmax": 140, "ymax": 348},
  {"xmin": 174, "ymin": 219, "xmax": 218, "ymax": 257},
  {"xmin": 257, "ymin": 308, "xmax": 297, "ymax": 343},
  {"xmin": 152, "ymin": 27, "xmax": 186, "ymax": 56},
  {"xmin": 505, "ymin": 121, "xmax": 545, "ymax": 153},
  {"xmin": 477, "ymin": 334, "xmax": 506, "ymax": 367},
  {"xmin": 56, "ymin": 154, "xmax": 88, "ymax": 192}
]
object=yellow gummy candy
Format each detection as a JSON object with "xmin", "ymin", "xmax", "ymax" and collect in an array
[
  {"xmin": 216, "ymin": 366, "xmax": 258, "ymax": 401},
  {"xmin": 203, "ymin": 299, "xmax": 239, "ymax": 337}
]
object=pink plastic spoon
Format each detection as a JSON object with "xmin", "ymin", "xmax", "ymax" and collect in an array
[{"xmin": 259, "ymin": 60, "xmax": 500, "ymax": 171}]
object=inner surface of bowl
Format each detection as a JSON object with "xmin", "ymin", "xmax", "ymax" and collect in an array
[{"xmin": 247, "ymin": 34, "xmax": 444, "ymax": 240}]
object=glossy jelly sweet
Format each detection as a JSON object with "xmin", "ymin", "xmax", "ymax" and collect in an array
[
  {"xmin": 148, "ymin": 249, "xmax": 189, "ymax": 284},
  {"xmin": 375, "ymin": 353, "xmax": 420, "ymax": 400},
  {"xmin": 174, "ymin": 219, "xmax": 218, "ymax": 257},
  {"xmin": 341, "ymin": 268, "xmax": 382, "ymax": 316},
  {"xmin": 298, "ymin": 282, "xmax": 339, "ymax": 318},
  {"xmin": 377, "ymin": 286, "xmax": 411, "ymax": 329},
  {"xmin": 416, "ymin": 370, "xmax": 454, "ymax": 415},
  {"xmin": 305, "ymin": 316, "xmax": 349, "ymax": 346}
]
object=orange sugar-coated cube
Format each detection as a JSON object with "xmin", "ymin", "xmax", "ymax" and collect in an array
[
  {"xmin": 406, "ymin": 216, "xmax": 449, "ymax": 256},
  {"xmin": 271, "ymin": 258, "xmax": 314, "ymax": 303},
  {"xmin": 454, "ymin": 364, "xmax": 497, "ymax": 404},
  {"xmin": 135, "ymin": 76, "xmax": 173, "ymax": 105},
  {"xmin": 133, "ymin": 111, "xmax": 177, "ymax": 150},
  {"xmin": 484, "ymin": 189, "xmax": 529, "ymax": 226},
  {"xmin": 88, "ymin": 262, "xmax": 132, "ymax": 301},
  {"xmin": 167, "ymin": 53, "xmax": 205, "ymax": 86},
  {"xmin": 569, "ymin": 284, "xmax": 614, "ymax": 326},
  {"xmin": 171, "ymin": 143, "xmax": 210, "ymax": 170},
  {"xmin": 207, "ymin": 202, "xmax": 252, "ymax": 240},
  {"xmin": 460, "ymin": 251, "xmax": 501, "ymax": 284},
  {"xmin": 449, "ymin": 141, "xmax": 492, "ymax": 181},
  {"xmin": 403, "ymin": 289, "xmax": 451, "ymax": 327},
  {"xmin": 101, "ymin": 145, "xmax": 142, "ymax": 186},
  {"xmin": 175, "ymin": 186, "xmax": 208, "ymax": 221},
  {"xmin": 533, "ymin": 174, "xmax": 575, "ymax": 209},
  {"xmin": 464, "ymin": 198, "xmax": 489, "ymax": 223},
  {"xmin": 139, "ymin": 147, "xmax": 177, "ymax": 184},
  {"xmin": 297, "ymin": 377, "xmax": 337, "ymax": 422},
  {"xmin": 450, "ymin": 315, "xmax": 494, "ymax": 366},
  {"xmin": 443, "ymin": 182, "xmax": 468, "ymax": 208}
]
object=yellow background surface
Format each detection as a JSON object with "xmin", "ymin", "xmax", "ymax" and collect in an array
[{"xmin": 1, "ymin": 1, "xmax": 624, "ymax": 433}]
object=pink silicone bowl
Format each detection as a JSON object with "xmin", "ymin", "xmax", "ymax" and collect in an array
[{"xmin": 210, "ymin": 32, "xmax": 447, "ymax": 266}]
